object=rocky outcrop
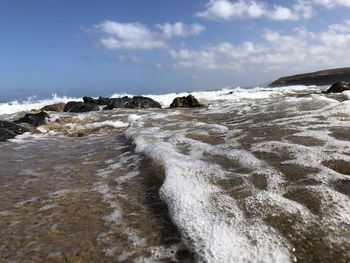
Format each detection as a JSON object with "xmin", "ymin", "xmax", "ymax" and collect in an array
[
  {"xmin": 0, "ymin": 120, "xmax": 30, "ymax": 134},
  {"xmin": 269, "ymin": 67, "xmax": 350, "ymax": 87},
  {"xmin": 170, "ymin": 95, "xmax": 203, "ymax": 108},
  {"xmin": 42, "ymin": 96, "xmax": 162, "ymax": 112},
  {"xmin": 0, "ymin": 120, "xmax": 30, "ymax": 141},
  {"xmin": 124, "ymin": 96, "xmax": 162, "ymax": 109},
  {"xmin": 83, "ymin": 96, "xmax": 112, "ymax": 105},
  {"xmin": 104, "ymin": 96, "xmax": 161, "ymax": 110},
  {"xmin": 325, "ymin": 82, "xmax": 350, "ymax": 93},
  {"xmin": 16, "ymin": 112, "xmax": 50, "ymax": 127},
  {"xmin": 104, "ymin": 97, "xmax": 132, "ymax": 110},
  {"xmin": 82, "ymin": 96, "xmax": 96, "ymax": 104},
  {"xmin": 40, "ymin": 103, "xmax": 66, "ymax": 112},
  {"xmin": 0, "ymin": 128, "xmax": 16, "ymax": 141},
  {"xmin": 64, "ymin": 102, "xmax": 100, "ymax": 113},
  {"xmin": 96, "ymin": 97, "xmax": 112, "ymax": 105}
]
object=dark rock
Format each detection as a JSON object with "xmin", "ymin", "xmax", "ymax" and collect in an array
[
  {"xmin": 40, "ymin": 103, "xmax": 66, "ymax": 112},
  {"xmin": 0, "ymin": 120, "xmax": 31, "ymax": 141},
  {"xmin": 16, "ymin": 112, "xmax": 50, "ymax": 127},
  {"xmin": 83, "ymin": 96, "xmax": 112, "ymax": 105},
  {"xmin": 19, "ymin": 123, "xmax": 37, "ymax": 133},
  {"xmin": 83, "ymin": 96, "xmax": 97, "ymax": 104},
  {"xmin": 125, "ymin": 96, "xmax": 162, "ymax": 109},
  {"xmin": 0, "ymin": 120, "xmax": 30, "ymax": 134},
  {"xmin": 0, "ymin": 128, "xmax": 16, "ymax": 141},
  {"xmin": 104, "ymin": 96, "xmax": 161, "ymax": 110},
  {"xmin": 81, "ymin": 95, "xmax": 162, "ymax": 110},
  {"xmin": 64, "ymin": 102, "xmax": 100, "ymax": 113},
  {"xmin": 325, "ymin": 82, "xmax": 350, "ymax": 93},
  {"xmin": 96, "ymin": 96, "xmax": 112, "ymax": 105},
  {"xmin": 269, "ymin": 67, "xmax": 350, "ymax": 87},
  {"xmin": 104, "ymin": 97, "xmax": 133, "ymax": 110},
  {"xmin": 170, "ymin": 95, "xmax": 203, "ymax": 108}
]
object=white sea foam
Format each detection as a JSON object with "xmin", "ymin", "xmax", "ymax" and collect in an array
[
  {"xmin": 123, "ymin": 87, "xmax": 350, "ymax": 262},
  {"xmin": 110, "ymin": 86, "xmax": 316, "ymax": 108},
  {"xmin": 125, "ymin": 120, "xmax": 292, "ymax": 262},
  {"xmin": 127, "ymin": 114, "xmax": 142, "ymax": 124},
  {"xmin": 84, "ymin": 120, "xmax": 129, "ymax": 129},
  {"xmin": 342, "ymin": 90, "xmax": 350, "ymax": 100},
  {"xmin": 0, "ymin": 94, "xmax": 81, "ymax": 116},
  {"xmin": 0, "ymin": 86, "xmax": 317, "ymax": 117},
  {"xmin": 143, "ymin": 86, "xmax": 316, "ymax": 107},
  {"xmin": 8, "ymin": 132, "xmax": 49, "ymax": 143}
]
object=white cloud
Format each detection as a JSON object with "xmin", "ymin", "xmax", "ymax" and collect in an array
[
  {"xmin": 170, "ymin": 41, "xmax": 262, "ymax": 70},
  {"xmin": 157, "ymin": 22, "xmax": 205, "ymax": 38},
  {"xmin": 312, "ymin": 0, "xmax": 350, "ymax": 8},
  {"xmin": 197, "ymin": 0, "xmax": 314, "ymax": 21},
  {"xmin": 294, "ymin": 0, "xmax": 315, "ymax": 19},
  {"xmin": 197, "ymin": 0, "xmax": 267, "ymax": 20},
  {"xmin": 250, "ymin": 24, "xmax": 350, "ymax": 69},
  {"xmin": 319, "ymin": 30, "xmax": 350, "ymax": 47},
  {"xmin": 328, "ymin": 19, "xmax": 350, "ymax": 32},
  {"xmin": 169, "ymin": 20, "xmax": 350, "ymax": 72},
  {"xmin": 268, "ymin": 6, "xmax": 298, "ymax": 20},
  {"xmin": 170, "ymin": 49, "xmax": 218, "ymax": 69},
  {"xmin": 262, "ymin": 29, "xmax": 307, "ymax": 51},
  {"xmin": 95, "ymin": 20, "xmax": 166, "ymax": 50},
  {"xmin": 93, "ymin": 20, "xmax": 206, "ymax": 50}
]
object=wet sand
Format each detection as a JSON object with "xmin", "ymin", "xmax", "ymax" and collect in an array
[{"xmin": 0, "ymin": 131, "xmax": 193, "ymax": 262}]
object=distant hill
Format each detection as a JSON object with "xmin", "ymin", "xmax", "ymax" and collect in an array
[{"xmin": 268, "ymin": 67, "xmax": 350, "ymax": 87}]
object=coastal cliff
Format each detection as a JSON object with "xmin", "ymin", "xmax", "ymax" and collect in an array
[{"xmin": 269, "ymin": 67, "xmax": 350, "ymax": 87}]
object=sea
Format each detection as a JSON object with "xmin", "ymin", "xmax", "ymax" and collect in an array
[{"xmin": 0, "ymin": 85, "xmax": 349, "ymax": 263}]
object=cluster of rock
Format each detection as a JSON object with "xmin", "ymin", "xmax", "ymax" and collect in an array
[
  {"xmin": 0, "ymin": 121, "xmax": 29, "ymax": 141},
  {"xmin": 0, "ymin": 112, "xmax": 49, "ymax": 141},
  {"xmin": 63, "ymin": 96, "xmax": 162, "ymax": 113},
  {"xmin": 324, "ymin": 81, "xmax": 350, "ymax": 93},
  {"xmin": 40, "ymin": 103, "xmax": 66, "ymax": 112},
  {"xmin": 170, "ymin": 95, "xmax": 203, "ymax": 108},
  {"xmin": 63, "ymin": 101, "xmax": 100, "ymax": 113},
  {"xmin": 38, "ymin": 95, "xmax": 203, "ymax": 113},
  {"xmin": 0, "ymin": 94, "xmax": 204, "ymax": 141}
]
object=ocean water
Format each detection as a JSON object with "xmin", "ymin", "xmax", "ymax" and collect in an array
[{"xmin": 0, "ymin": 86, "xmax": 349, "ymax": 262}]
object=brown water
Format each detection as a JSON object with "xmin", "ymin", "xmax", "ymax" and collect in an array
[
  {"xmin": 0, "ymin": 127, "xmax": 193, "ymax": 262},
  {"xmin": 0, "ymin": 89, "xmax": 350, "ymax": 262}
]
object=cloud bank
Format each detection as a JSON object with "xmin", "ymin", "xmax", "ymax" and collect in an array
[
  {"xmin": 196, "ymin": 0, "xmax": 314, "ymax": 21},
  {"xmin": 94, "ymin": 20, "xmax": 206, "ymax": 50},
  {"xmin": 89, "ymin": 1, "xmax": 350, "ymax": 82},
  {"xmin": 312, "ymin": 0, "xmax": 350, "ymax": 8},
  {"xmin": 157, "ymin": 22, "xmax": 206, "ymax": 38},
  {"xmin": 94, "ymin": 21, "xmax": 166, "ymax": 50},
  {"xmin": 169, "ymin": 19, "xmax": 350, "ymax": 72}
]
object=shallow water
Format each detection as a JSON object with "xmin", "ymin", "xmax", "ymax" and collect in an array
[{"xmin": 0, "ymin": 86, "xmax": 349, "ymax": 262}]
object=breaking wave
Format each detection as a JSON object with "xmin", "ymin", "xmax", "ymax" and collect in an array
[{"xmin": 0, "ymin": 85, "xmax": 319, "ymax": 116}]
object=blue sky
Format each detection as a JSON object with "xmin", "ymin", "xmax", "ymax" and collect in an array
[{"xmin": 1, "ymin": 0, "xmax": 350, "ymax": 100}]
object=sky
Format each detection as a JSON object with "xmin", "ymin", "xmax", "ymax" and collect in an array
[{"xmin": 1, "ymin": 0, "xmax": 350, "ymax": 100}]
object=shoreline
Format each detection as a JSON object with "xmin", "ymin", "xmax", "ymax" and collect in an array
[{"xmin": 0, "ymin": 85, "xmax": 349, "ymax": 262}]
